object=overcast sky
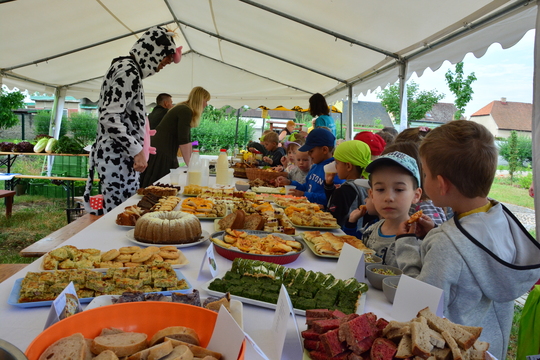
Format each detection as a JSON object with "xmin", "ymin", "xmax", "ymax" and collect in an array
[{"xmin": 358, "ymin": 29, "xmax": 536, "ymax": 119}]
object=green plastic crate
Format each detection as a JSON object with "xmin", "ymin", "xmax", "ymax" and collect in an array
[{"xmin": 50, "ymin": 156, "xmax": 89, "ymax": 178}]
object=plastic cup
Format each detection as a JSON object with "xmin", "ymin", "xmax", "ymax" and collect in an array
[
  {"xmin": 284, "ymin": 185, "xmax": 296, "ymax": 194},
  {"xmin": 169, "ymin": 168, "xmax": 182, "ymax": 185}
]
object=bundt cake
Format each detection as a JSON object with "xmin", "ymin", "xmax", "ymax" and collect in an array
[{"xmin": 134, "ymin": 211, "xmax": 202, "ymax": 244}]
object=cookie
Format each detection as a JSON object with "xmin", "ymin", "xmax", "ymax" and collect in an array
[
  {"xmin": 99, "ymin": 261, "xmax": 123, "ymax": 268},
  {"xmin": 160, "ymin": 245, "xmax": 178, "ymax": 252},
  {"xmin": 159, "ymin": 250, "xmax": 180, "ymax": 260},
  {"xmin": 146, "ymin": 246, "xmax": 161, "ymax": 254},
  {"xmin": 119, "ymin": 246, "xmax": 140, "ymax": 254},
  {"xmin": 131, "ymin": 250, "xmax": 154, "ymax": 263},
  {"xmin": 115, "ymin": 254, "xmax": 132, "ymax": 262},
  {"xmin": 101, "ymin": 249, "xmax": 120, "ymax": 262}
]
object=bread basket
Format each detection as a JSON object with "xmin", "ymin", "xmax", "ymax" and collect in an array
[{"xmin": 245, "ymin": 168, "xmax": 288, "ymax": 181}]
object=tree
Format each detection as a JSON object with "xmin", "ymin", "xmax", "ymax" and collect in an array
[
  {"xmin": 377, "ymin": 81, "xmax": 443, "ymax": 125},
  {"xmin": 498, "ymin": 133, "xmax": 532, "ymax": 168},
  {"xmin": 445, "ymin": 62, "xmax": 477, "ymax": 119},
  {"xmin": 0, "ymin": 88, "xmax": 25, "ymax": 131}
]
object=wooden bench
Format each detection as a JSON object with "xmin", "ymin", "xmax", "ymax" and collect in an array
[
  {"xmin": 0, "ymin": 264, "xmax": 27, "ymax": 283},
  {"xmin": 19, "ymin": 213, "xmax": 102, "ymax": 257},
  {"xmin": 12, "ymin": 175, "xmax": 95, "ymax": 208},
  {"xmin": 0, "ymin": 190, "xmax": 15, "ymax": 218}
]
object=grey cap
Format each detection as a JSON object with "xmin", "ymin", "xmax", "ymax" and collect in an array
[{"xmin": 365, "ymin": 151, "xmax": 421, "ymax": 186}]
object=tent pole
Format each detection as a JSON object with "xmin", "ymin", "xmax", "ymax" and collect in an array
[
  {"xmin": 48, "ymin": 87, "xmax": 66, "ymax": 176},
  {"xmin": 235, "ymin": 108, "xmax": 240, "ymax": 145},
  {"xmin": 398, "ymin": 62, "xmax": 408, "ymax": 131},
  {"xmin": 347, "ymin": 85, "xmax": 353, "ymax": 140},
  {"xmin": 532, "ymin": 7, "xmax": 540, "ymax": 236}
]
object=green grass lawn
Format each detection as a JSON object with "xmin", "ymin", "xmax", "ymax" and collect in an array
[{"xmin": 489, "ymin": 183, "xmax": 534, "ymax": 209}]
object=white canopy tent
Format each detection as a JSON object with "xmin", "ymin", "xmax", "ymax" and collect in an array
[{"xmin": 2, "ymin": 0, "xmax": 540, "ymax": 226}]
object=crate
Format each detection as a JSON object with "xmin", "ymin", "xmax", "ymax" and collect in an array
[
  {"xmin": 44, "ymin": 184, "xmax": 65, "ymax": 198},
  {"xmin": 28, "ymin": 183, "xmax": 45, "ymax": 196},
  {"xmin": 51, "ymin": 156, "xmax": 89, "ymax": 178}
]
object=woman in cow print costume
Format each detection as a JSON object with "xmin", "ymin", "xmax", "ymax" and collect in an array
[{"xmin": 84, "ymin": 26, "xmax": 180, "ymax": 214}]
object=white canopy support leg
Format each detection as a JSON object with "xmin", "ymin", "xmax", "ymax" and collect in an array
[
  {"xmin": 398, "ymin": 61, "xmax": 408, "ymax": 132},
  {"xmin": 46, "ymin": 87, "xmax": 67, "ymax": 176},
  {"xmin": 532, "ymin": 8, "xmax": 540, "ymax": 236},
  {"xmin": 347, "ymin": 85, "xmax": 353, "ymax": 141}
]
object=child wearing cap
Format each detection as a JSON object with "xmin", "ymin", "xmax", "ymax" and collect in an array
[
  {"xmin": 361, "ymin": 151, "xmax": 422, "ymax": 268},
  {"xmin": 382, "ymin": 141, "xmax": 447, "ymax": 226},
  {"xmin": 276, "ymin": 128, "xmax": 343, "ymax": 206},
  {"xmin": 353, "ymin": 131, "xmax": 386, "ymax": 160},
  {"xmin": 324, "ymin": 140, "xmax": 371, "ymax": 228},
  {"xmin": 394, "ymin": 121, "xmax": 540, "ymax": 360}
]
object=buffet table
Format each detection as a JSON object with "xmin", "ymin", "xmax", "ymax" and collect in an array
[{"xmin": 0, "ymin": 172, "xmax": 394, "ymax": 359}]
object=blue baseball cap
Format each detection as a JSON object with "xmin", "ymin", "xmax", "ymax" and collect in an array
[
  {"xmin": 365, "ymin": 151, "xmax": 421, "ymax": 186},
  {"xmin": 298, "ymin": 128, "xmax": 335, "ymax": 152}
]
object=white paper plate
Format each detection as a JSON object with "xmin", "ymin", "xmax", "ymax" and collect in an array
[
  {"xmin": 201, "ymin": 277, "xmax": 366, "ymax": 316},
  {"xmin": 126, "ymin": 229, "xmax": 210, "ymax": 248},
  {"xmin": 84, "ymin": 295, "xmax": 243, "ymax": 329}
]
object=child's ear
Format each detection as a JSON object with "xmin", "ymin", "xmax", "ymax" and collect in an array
[
  {"xmin": 437, "ymin": 175, "xmax": 451, "ymax": 195},
  {"xmin": 412, "ymin": 187, "xmax": 422, "ymax": 204},
  {"xmin": 368, "ymin": 188, "xmax": 373, "ymax": 199}
]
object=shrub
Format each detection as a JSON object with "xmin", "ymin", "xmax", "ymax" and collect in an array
[
  {"xmin": 69, "ymin": 112, "xmax": 98, "ymax": 145},
  {"xmin": 191, "ymin": 106, "xmax": 255, "ymax": 153},
  {"xmin": 498, "ymin": 133, "xmax": 532, "ymax": 168},
  {"xmin": 34, "ymin": 110, "xmax": 67, "ymax": 137},
  {"xmin": 0, "ymin": 89, "xmax": 24, "ymax": 131},
  {"xmin": 518, "ymin": 171, "xmax": 533, "ymax": 189}
]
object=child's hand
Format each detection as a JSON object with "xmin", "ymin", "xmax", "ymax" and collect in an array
[
  {"xmin": 273, "ymin": 165, "xmax": 284, "ymax": 172},
  {"xmin": 414, "ymin": 214, "xmax": 435, "ymax": 238},
  {"xmin": 248, "ymin": 147, "xmax": 256, "ymax": 153},
  {"xmin": 325, "ymin": 172, "xmax": 335, "ymax": 185},
  {"xmin": 290, "ymin": 189, "xmax": 304, "ymax": 197},
  {"xmin": 348, "ymin": 206, "xmax": 367, "ymax": 223},
  {"xmin": 280, "ymin": 156, "xmax": 288, "ymax": 167},
  {"xmin": 276, "ymin": 176, "xmax": 290, "ymax": 186},
  {"xmin": 263, "ymin": 156, "xmax": 272, "ymax": 164}
]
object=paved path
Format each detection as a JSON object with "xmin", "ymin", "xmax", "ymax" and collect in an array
[{"xmin": 502, "ymin": 202, "xmax": 536, "ymax": 231}]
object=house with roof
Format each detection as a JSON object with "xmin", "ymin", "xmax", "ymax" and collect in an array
[
  {"xmin": 410, "ymin": 103, "xmax": 462, "ymax": 128},
  {"xmin": 469, "ymin": 98, "xmax": 532, "ymax": 138}
]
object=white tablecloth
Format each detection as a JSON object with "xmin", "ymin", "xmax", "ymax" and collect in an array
[{"xmin": 0, "ymin": 173, "xmax": 394, "ymax": 359}]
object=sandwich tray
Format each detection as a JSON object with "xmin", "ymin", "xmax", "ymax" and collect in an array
[
  {"xmin": 301, "ymin": 238, "xmax": 339, "ymax": 259},
  {"xmin": 251, "ymin": 186, "xmax": 286, "ymax": 194},
  {"xmin": 84, "ymin": 295, "xmax": 244, "ymax": 329},
  {"xmin": 7, "ymin": 269, "xmax": 192, "ymax": 308},
  {"xmin": 291, "ymin": 224, "xmax": 341, "ymax": 230},
  {"xmin": 39, "ymin": 250, "xmax": 190, "ymax": 271},
  {"xmin": 201, "ymin": 277, "xmax": 366, "ymax": 316},
  {"xmin": 126, "ymin": 229, "xmax": 210, "ymax": 249}
]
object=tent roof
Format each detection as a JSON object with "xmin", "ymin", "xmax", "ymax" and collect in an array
[{"xmin": 0, "ymin": 0, "xmax": 537, "ymax": 108}]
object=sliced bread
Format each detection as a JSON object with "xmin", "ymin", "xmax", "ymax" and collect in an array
[
  {"xmin": 91, "ymin": 332, "xmax": 148, "ymax": 357},
  {"xmin": 217, "ymin": 210, "xmax": 245, "ymax": 230},
  {"xmin": 160, "ymin": 345, "xmax": 194, "ymax": 360},
  {"xmin": 38, "ymin": 333, "xmax": 86, "ymax": 360},
  {"xmin": 441, "ymin": 330, "xmax": 462, "ymax": 360},
  {"xmin": 410, "ymin": 320, "xmax": 433, "ymax": 358},
  {"xmin": 417, "ymin": 307, "xmax": 476, "ymax": 349},
  {"xmin": 127, "ymin": 340, "xmax": 174, "ymax": 360},
  {"xmin": 395, "ymin": 334, "xmax": 413, "ymax": 359},
  {"xmin": 244, "ymin": 213, "xmax": 264, "ymax": 230},
  {"xmin": 93, "ymin": 350, "xmax": 119, "ymax": 360},
  {"xmin": 165, "ymin": 338, "xmax": 222, "ymax": 360},
  {"xmin": 149, "ymin": 326, "xmax": 200, "ymax": 347}
]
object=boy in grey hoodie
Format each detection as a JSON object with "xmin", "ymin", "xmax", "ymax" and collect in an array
[{"xmin": 395, "ymin": 120, "xmax": 540, "ymax": 359}]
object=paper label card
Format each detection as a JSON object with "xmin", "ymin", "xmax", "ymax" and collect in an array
[
  {"xmin": 391, "ymin": 275, "xmax": 444, "ymax": 322},
  {"xmin": 208, "ymin": 306, "xmax": 245, "ymax": 360},
  {"xmin": 198, "ymin": 243, "xmax": 218, "ymax": 280},
  {"xmin": 44, "ymin": 282, "xmax": 82, "ymax": 329},
  {"xmin": 335, "ymin": 242, "xmax": 365, "ymax": 280}
]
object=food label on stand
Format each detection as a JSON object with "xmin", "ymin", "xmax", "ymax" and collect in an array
[{"xmin": 198, "ymin": 243, "xmax": 218, "ymax": 280}]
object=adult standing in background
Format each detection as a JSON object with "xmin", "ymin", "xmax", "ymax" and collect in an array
[
  {"xmin": 83, "ymin": 26, "xmax": 181, "ymax": 214},
  {"xmin": 279, "ymin": 120, "xmax": 297, "ymax": 142},
  {"xmin": 309, "ymin": 93, "xmax": 336, "ymax": 136},
  {"xmin": 140, "ymin": 86, "xmax": 211, "ymax": 188},
  {"xmin": 149, "ymin": 93, "xmax": 173, "ymax": 129}
]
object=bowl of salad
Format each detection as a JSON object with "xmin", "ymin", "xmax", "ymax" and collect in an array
[{"xmin": 365, "ymin": 264, "xmax": 402, "ymax": 290}]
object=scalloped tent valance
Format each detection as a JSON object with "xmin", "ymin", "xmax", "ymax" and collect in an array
[{"xmin": 0, "ymin": 0, "xmax": 536, "ymax": 109}]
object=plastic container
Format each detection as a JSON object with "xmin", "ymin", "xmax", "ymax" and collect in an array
[
  {"xmin": 187, "ymin": 149, "xmax": 202, "ymax": 186},
  {"xmin": 215, "ymin": 149, "xmax": 229, "ymax": 185},
  {"xmin": 201, "ymin": 158, "xmax": 209, "ymax": 186}
]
